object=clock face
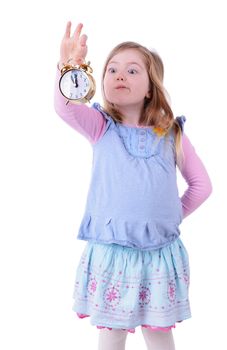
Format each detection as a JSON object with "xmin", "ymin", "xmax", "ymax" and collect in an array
[{"xmin": 59, "ymin": 69, "xmax": 90, "ymax": 100}]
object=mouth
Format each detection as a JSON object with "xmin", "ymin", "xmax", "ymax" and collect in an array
[{"xmin": 115, "ymin": 85, "xmax": 128, "ymax": 90}]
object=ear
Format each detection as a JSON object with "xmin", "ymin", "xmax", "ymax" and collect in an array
[{"xmin": 146, "ymin": 91, "xmax": 152, "ymax": 99}]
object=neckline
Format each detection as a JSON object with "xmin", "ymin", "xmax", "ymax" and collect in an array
[
  {"xmin": 118, "ymin": 122, "xmax": 151, "ymax": 129},
  {"xmin": 117, "ymin": 122, "xmax": 170, "ymax": 138}
]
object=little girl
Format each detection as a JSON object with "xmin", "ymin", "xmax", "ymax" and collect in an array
[{"xmin": 54, "ymin": 22, "xmax": 212, "ymax": 350}]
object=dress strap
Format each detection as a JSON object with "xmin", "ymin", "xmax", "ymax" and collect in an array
[
  {"xmin": 175, "ymin": 116, "xmax": 186, "ymax": 132},
  {"xmin": 92, "ymin": 102, "xmax": 113, "ymax": 122}
]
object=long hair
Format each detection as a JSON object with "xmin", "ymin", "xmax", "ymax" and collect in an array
[{"xmin": 101, "ymin": 41, "xmax": 183, "ymax": 166}]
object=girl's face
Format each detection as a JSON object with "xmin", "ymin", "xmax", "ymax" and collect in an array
[{"xmin": 103, "ymin": 49, "xmax": 150, "ymax": 113}]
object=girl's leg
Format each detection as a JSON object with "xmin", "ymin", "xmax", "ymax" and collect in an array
[
  {"xmin": 98, "ymin": 328, "xmax": 128, "ymax": 350},
  {"xmin": 141, "ymin": 327, "xmax": 175, "ymax": 350}
]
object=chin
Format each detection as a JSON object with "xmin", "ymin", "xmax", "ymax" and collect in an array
[{"xmin": 108, "ymin": 98, "xmax": 132, "ymax": 107}]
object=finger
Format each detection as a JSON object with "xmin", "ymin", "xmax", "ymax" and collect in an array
[
  {"xmin": 64, "ymin": 21, "xmax": 71, "ymax": 38},
  {"xmin": 80, "ymin": 34, "xmax": 88, "ymax": 47},
  {"xmin": 73, "ymin": 23, "xmax": 83, "ymax": 41}
]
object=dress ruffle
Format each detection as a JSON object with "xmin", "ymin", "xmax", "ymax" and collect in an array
[
  {"xmin": 77, "ymin": 214, "xmax": 181, "ymax": 250},
  {"xmin": 175, "ymin": 116, "xmax": 186, "ymax": 132},
  {"xmin": 76, "ymin": 312, "xmax": 176, "ymax": 333}
]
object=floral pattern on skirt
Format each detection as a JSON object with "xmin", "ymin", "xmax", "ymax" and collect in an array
[{"xmin": 72, "ymin": 238, "xmax": 191, "ymax": 332}]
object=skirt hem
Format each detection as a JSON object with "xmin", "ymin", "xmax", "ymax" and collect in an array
[{"xmin": 76, "ymin": 312, "xmax": 191, "ymax": 333}]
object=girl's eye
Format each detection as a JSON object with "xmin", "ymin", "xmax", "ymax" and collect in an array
[
  {"xmin": 108, "ymin": 67, "xmax": 116, "ymax": 73},
  {"xmin": 128, "ymin": 68, "xmax": 138, "ymax": 74}
]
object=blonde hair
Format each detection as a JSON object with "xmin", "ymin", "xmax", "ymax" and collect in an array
[{"xmin": 101, "ymin": 41, "xmax": 183, "ymax": 166}]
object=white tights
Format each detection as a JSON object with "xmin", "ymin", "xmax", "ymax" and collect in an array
[{"xmin": 98, "ymin": 327, "xmax": 175, "ymax": 350}]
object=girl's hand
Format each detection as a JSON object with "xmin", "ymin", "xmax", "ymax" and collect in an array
[{"xmin": 59, "ymin": 22, "xmax": 88, "ymax": 68}]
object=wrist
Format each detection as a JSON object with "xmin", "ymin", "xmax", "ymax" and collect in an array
[{"xmin": 58, "ymin": 57, "xmax": 86, "ymax": 71}]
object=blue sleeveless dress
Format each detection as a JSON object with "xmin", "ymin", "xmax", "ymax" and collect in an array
[{"xmin": 72, "ymin": 103, "xmax": 191, "ymax": 332}]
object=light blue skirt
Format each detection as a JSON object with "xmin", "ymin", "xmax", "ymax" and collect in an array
[{"xmin": 72, "ymin": 238, "xmax": 191, "ymax": 332}]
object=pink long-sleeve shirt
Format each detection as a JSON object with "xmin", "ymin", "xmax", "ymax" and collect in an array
[{"xmin": 54, "ymin": 71, "xmax": 212, "ymax": 219}]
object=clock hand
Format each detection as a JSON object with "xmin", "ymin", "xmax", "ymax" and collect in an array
[{"xmin": 71, "ymin": 72, "xmax": 79, "ymax": 88}]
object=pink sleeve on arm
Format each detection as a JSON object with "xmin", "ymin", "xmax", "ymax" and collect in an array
[
  {"xmin": 54, "ymin": 69, "xmax": 107, "ymax": 144},
  {"xmin": 179, "ymin": 133, "xmax": 212, "ymax": 218}
]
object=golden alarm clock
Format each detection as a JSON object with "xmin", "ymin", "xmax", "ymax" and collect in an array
[{"xmin": 59, "ymin": 61, "xmax": 96, "ymax": 104}]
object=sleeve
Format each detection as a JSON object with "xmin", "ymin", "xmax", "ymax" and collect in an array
[
  {"xmin": 179, "ymin": 133, "xmax": 213, "ymax": 218},
  {"xmin": 54, "ymin": 68, "xmax": 109, "ymax": 144}
]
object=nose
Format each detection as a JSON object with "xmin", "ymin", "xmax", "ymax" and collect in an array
[{"xmin": 116, "ymin": 72, "xmax": 126, "ymax": 81}]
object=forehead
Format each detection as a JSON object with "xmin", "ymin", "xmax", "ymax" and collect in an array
[{"xmin": 108, "ymin": 48, "xmax": 146, "ymax": 66}]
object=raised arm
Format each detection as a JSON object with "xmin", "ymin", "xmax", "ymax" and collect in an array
[
  {"xmin": 54, "ymin": 22, "xmax": 107, "ymax": 143},
  {"xmin": 179, "ymin": 134, "xmax": 212, "ymax": 218},
  {"xmin": 54, "ymin": 69, "xmax": 107, "ymax": 143}
]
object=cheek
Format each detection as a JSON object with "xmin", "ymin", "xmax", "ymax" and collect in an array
[
  {"xmin": 142, "ymin": 79, "xmax": 151, "ymax": 97},
  {"xmin": 103, "ymin": 77, "xmax": 111, "ymax": 98}
]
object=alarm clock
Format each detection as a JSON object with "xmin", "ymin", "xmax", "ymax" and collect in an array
[{"xmin": 59, "ymin": 62, "xmax": 96, "ymax": 104}]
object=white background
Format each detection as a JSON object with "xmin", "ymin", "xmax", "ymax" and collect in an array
[{"xmin": 0, "ymin": 0, "xmax": 226, "ymax": 349}]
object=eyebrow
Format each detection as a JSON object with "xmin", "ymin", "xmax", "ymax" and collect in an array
[{"xmin": 108, "ymin": 61, "xmax": 143, "ymax": 69}]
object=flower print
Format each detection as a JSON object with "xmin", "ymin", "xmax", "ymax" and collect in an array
[
  {"xmin": 167, "ymin": 280, "xmax": 176, "ymax": 303},
  {"xmin": 139, "ymin": 290, "xmax": 148, "ymax": 302},
  {"xmin": 183, "ymin": 273, "xmax": 190, "ymax": 287},
  {"xmin": 107, "ymin": 289, "xmax": 117, "ymax": 302},
  {"xmin": 139, "ymin": 285, "xmax": 151, "ymax": 307},
  {"xmin": 103, "ymin": 286, "xmax": 121, "ymax": 308},
  {"xmin": 87, "ymin": 276, "xmax": 97, "ymax": 296}
]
